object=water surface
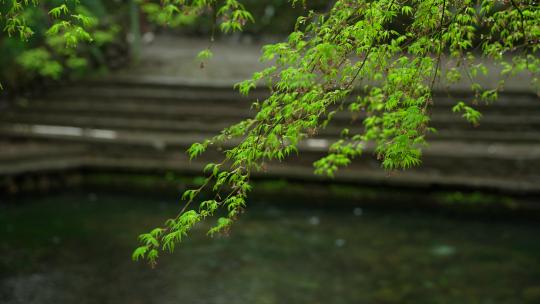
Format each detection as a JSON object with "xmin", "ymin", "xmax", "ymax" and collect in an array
[{"xmin": 1, "ymin": 191, "xmax": 539, "ymax": 304}]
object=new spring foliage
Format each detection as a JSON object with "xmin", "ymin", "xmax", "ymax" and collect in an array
[{"xmin": 92, "ymin": 1, "xmax": 540, "ymax": 266}]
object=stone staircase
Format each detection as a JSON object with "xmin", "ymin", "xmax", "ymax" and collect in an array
[{"xmin": 1, "ymin": 78, "xmax": 539, "ymax": 194}]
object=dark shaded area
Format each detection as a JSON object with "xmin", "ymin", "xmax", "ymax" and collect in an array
[{"xmin": 1, "ymin": 191, "xmax": 540, "ymax": 304}]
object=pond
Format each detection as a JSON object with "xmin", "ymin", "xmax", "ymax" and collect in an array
[{"xmin": 1, "ymin": 191, "xmax": 539, "ymax": 304}]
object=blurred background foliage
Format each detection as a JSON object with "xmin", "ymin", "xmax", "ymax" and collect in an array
[
  {"xmin": 0, "ymin": 0, "xmax": 331, "ymax": 94},
  {"xmin": 0, "ymin": 0, "xmax": 128, "ymax": 93},
  {"xmin": 142, "ymin": 0, "xmax": 329, "ymax": 35}
]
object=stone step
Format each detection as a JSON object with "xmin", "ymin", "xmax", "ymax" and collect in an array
[
  {"xmin": 45, "ymin": 81, "xmax": 539, "ymax": 110},
  {"xmin": 40, "ymin": 93, "xmax": 540, "ymax": 117},
  {"xmin": 3, "ymin": 109, "xmax": 539, "ymax": 134},
  {"xmin": 1, "ymin": 126, "xmax": 537, "ymax": 193},
  {"xmin": 14, "ymin": 95, "xmax": 540, "ymax": 119},
  {"xmin": 1, "ymin": 124, "xmax": 538, "ymax": 177},
  {"xmin": 2, "ymin": 79, "xmax": 537, "ymax": 194},
  {"xmin": 0, "ymin": 141, "xmax": 85, "ymax": 162},
  {"xmin": 287, "ymin": 143, "xmax": 540, "ymax": 179},
  {"xmin": 0, "ymin": 113, "xmax": 233, "ymax": 132},
  {"xmin": 0, "ymin": 140, "xmax": 86, "ymax": 175},
  {"xmin": 83, "ymin": 153, "xmax": 540, "ymax": 194},
  {"xmin": 0, "ymin": 124, "xmax": 210, "ymax": 151},
  {"xmin": 1, "ymin": 121, "xmax": 539, "ymax": 151},
  {"xmin": 11, "ymin": 100, "xmax": 254, "ymax": 120},
  {"xmin": 45, "ymin": 83, "xmax": 268, "ymax": 102},
  {"xmin": 427, "ymin": 130, "xmax": 540, "ymax": 143},
  {"xmin": 0, "ymin": 155, "xmax": 85, "ymax": 176},
  {"xmin": 2, "ymin": 149, "xmax": 537, "ymax": 194}
]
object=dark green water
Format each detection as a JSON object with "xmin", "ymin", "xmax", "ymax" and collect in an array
[{"xmin": 1, "ymin": 191, "xmax": 539, "ymax": 304}]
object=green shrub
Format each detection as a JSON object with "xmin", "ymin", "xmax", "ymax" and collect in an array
[{"xmin": 0, "ymin": 0, "xmax": 126, "ymax": 91}]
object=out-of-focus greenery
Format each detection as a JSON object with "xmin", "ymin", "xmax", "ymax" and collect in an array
[
  {"xmin": 0, "ymin": 0, "xmax": 127, "ymax": 92},
  {"xmin": 239, "ymin": 0, "xmax": 328, "ymax": 34},
  {"xmin": 1, "ymin": 0, "xmax": 326, "ymax": 92},
  {"xmin": 140, "ymin": 0, "xmax": 329, "ymax": 36}
]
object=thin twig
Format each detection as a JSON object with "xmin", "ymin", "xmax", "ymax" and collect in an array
[{"xmin": 431, "ymin": 0, "xmax": 447, "ymax": 90}]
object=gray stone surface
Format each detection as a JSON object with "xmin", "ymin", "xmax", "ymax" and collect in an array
[
  {"xmin": 113, "ymin": 35, "xmax": 271, "ymax": 87},
  {"xmin": 109, "ymin": 35, "xmax": 539, "ymax": 93}
]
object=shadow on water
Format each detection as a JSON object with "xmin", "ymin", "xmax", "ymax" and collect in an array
[{"xmin": 1, "ymin": 190, "xmax": 540, "ymax": 304}]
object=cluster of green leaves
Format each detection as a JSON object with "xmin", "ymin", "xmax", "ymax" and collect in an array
[
  {"xmin": 0, "ymin": 0, "xmax": 121, "ymax": 88},
  {"xmin": 2, "ymin": 0, "xmax": 39, "ymax": 40},
  {"xmin": 141, "ymin": 0, "xmax": 331, "ymax": 36},
  {"xmin": 140, "ymin": 0, "xmax": 254, "ymax": 31},
  {"xmin": 134, "ymin": 0, "xmax": 539, "ymax": 265}
]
